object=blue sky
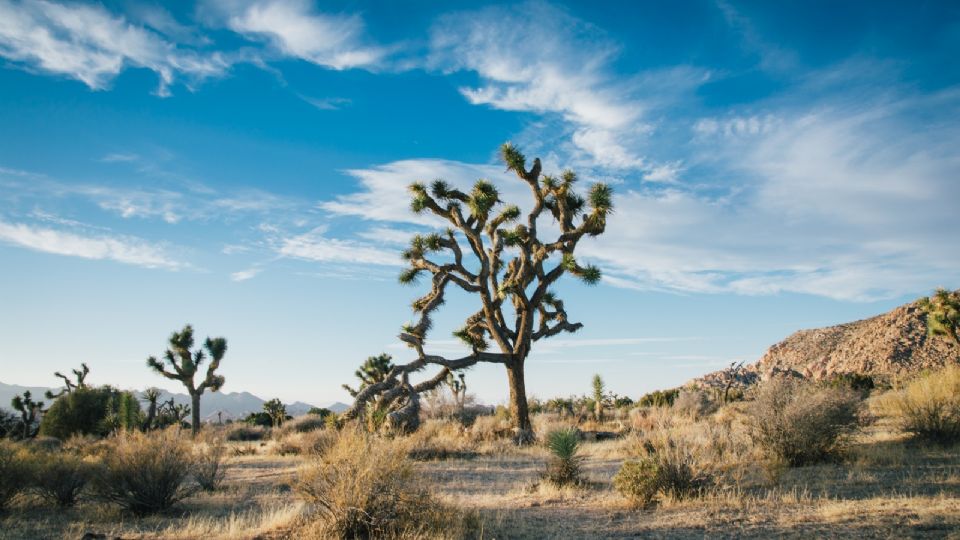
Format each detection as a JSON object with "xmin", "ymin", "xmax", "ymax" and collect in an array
[{"xmin": 0, "ymin": 0, "xmax": 958, "ymax": 406}]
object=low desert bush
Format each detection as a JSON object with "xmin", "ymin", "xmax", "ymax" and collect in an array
[
  {"xmin": 0, "ymin": 440, "xmax": 32, "ymax": 511},
  {"xmin": 30, "ymin": 449, "xmax": 92, "ymax": 506},
  {"xmin": 543, "ymin": 428, "xmax": 584, "ymax": 486},
  {"xmin": 746, "ymin": 378, "xmax": 861, "ymax": 466},
  {"xmin": 93, "ymin": 429, "xmax": 195, "ymax": 515},
  {"xmin": 296, "ymin": 430, "xmax": 474, "ymax": 538},
  {"xmin": 280, "ymin": 414, "xmax": 327, "ymax": 435},
  {"xmin": 226, "ymin": 424, "xmax": 268, "ymax": 441},
  {"xmin": 613, "ymin": 435, "xmax": 712, "ymax": 507},
  {"xmin": 406, "ymin": 419, "xmax": 477, "ymax": 461},
  {"xmin": 879, "ymin": 365, "xmax": 960, "ymax": 444},
  {"xmin": 672, "ymin": 390, "xmax": 717, "ymax": 420},
  {"xmin": 193, "ymin": 440, "xmax": 227, "ymax": 491}
]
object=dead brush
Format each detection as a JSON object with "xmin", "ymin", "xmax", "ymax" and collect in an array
[
  {"xmin": 295, "ymin": 430, "xmax": 475, "ymax": 538},
  {"xmin": 193, "ymin": 438, "xmax": 227, "ymax": 491},
  {"xmin": 0, "ymin": 440, "xmax": 32, "ymax": 511},
  {"xmin": 613, "ymin": 434, "xmax": 713, "ymax": 507},
  {"xmin": 30, "ymin": 449, "xmax": 93, "ymax": 506},
  {"xmin": 877, "ymin": 365, "xmax": 960, "ymax": 444}
]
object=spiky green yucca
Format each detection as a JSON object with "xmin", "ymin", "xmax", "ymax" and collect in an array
[{"xmin": 544, "ymin": 427, "xmax": 584, "ymax": 486}]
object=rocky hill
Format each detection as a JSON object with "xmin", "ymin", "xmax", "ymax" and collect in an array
[{"xmin": 694, "ymin": 296, "xmax": 960, "ymax": 389}]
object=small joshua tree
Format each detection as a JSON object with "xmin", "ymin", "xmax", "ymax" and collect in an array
[
  {"xmin": 919, "ymin": 288, "xmax": 960, "ymax": 347},
  {"xmin": 445, "ymin": 371, "xmax": 468, "ymax": 415},
  {"xmin": 343, "ymin": 143, "xmax": 612, "ymax": 441},
  {"xmin": 263, "ymin": 398, "xmax": 287, "ymax": 428},
  {"xmin": 11, "ymin": 391, "xmax": 44, "ymax": 439},
  {"xmin": 45, "ymin": 363, "xmax": 90, "ymax": 400},
  {"xmin": 141, "ymin": 387, "xmax": 163, "ymax": 430},
  {"xmin": 342, "ymin": 353, "xmax": 395, "ymax": 397},
  {"xmin": 147, "ymin": 325, "xmax": 227, "ymax": 436},
  {"xmin": 592, "ymin": 374, "xmax": 605, "ymax": 423}
]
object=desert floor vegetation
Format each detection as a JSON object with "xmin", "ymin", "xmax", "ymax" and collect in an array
[{"xmin": 2, "ymin": 375, "xmax": 960, "ymax": 539}]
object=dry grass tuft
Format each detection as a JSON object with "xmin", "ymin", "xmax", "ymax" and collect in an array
[
  {"xmin": 295, "ymin": 429, "xmax": 477, "ymax": 539},
  {"xmin": 876, "ymin": 364, "xmax": 960, "ymax": 444},
  {"xmin": 0, "ymin": 440, "xmax": 32, "ymax": 511}
]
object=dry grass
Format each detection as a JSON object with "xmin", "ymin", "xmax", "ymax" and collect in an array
[{"xmin": 2, "ymin": 387, "xmax": 959, "ymax": 539}]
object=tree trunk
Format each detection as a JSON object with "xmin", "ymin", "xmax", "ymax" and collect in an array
[
  {"xmin": 190, "ymin": 392, "xmax": 201, "ymax": 437},
  {"xmin": 506, "ymin": 361, "xmax": 533, "ymax": 443},
  {"xmin": 143, "ymin": 401, "xmax": 157, "ymax": 431}
]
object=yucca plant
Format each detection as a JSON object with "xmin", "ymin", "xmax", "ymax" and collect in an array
[{"xmin": 544, "ymin": 427, "xmax": 584, "ymax": 486}]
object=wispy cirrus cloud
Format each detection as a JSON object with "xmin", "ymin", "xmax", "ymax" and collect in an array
[
  {"xmin": 0, "ymin": 219, "xmax": 184, "ymax": 270},
  {"xmin": 275, "ymin": 226, "xmax": 400, "ymax": 266},
  {"xmin": 0, "ymin": 0, "xmax": 229, "ymax": 96},
  {"xmin": 212, "ymin": 0, "xmax": 386, "ymax": 70}
]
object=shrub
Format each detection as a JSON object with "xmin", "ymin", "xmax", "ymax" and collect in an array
[
  {"xmin": 543, "ymin": 428, "xmax": 583, "ymax": 486},
  {"xmin": 828, "ymin": 373, "xmax": 876, "ymax": 397},
  {"xmin": 31, "ymin": 450, "xmax": 91, "ymax": 506},
  {"xmin": 0, "ymin": 441, "xmax": 32, "ymax": 511},
  {"xmin": 295, "ymin": 430, "xmax": 471, "ymax": 538},
  {"xmin": 637, "ymin": 388, "xmax": 680, "ymax": 408},
  {"xmin": 93, "ymin": 429, "xmax": 195, "ymax": 515},
  {"xmin": 280, "ymin": 414, "xmax": 327, "ymax": 435},
  {"xmin": 226, "ymin": 424, "xmax": 268, "ymax": 441},
  {"xmin": 745, "ymin": 378, "xmax": 860, "ymax": 466},
  {"xmin": 613, "ymin": 436, "xmax": 711, "ymax": 507},
  {"xmin": 40, "ymin": 386, "xmax": 142, "ymax": 439},
  {"xmin": 672, "ymin": 390, "xmax": 716, "ymax": 420},
  {"xmin": 193, "ymin": 440, "xmax": 227, "ymax": 491},
  {"xmin": 881, "ymin": 365, "xmax": 960, "ymax": 444}
]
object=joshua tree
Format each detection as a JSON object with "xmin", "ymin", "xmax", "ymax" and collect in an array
[
  {"xmin": 445, "ymin": 371, "xmax": 468, "ymax": 415},
  {"xmin": 343, "ymin": 143, "xmax": 612, "ymax": 440},
  {"xmin": 592, "ymin": 374, "xmax": 605, "ymax": 422},
  {"xmin": 45, "ymin": 363, "xmax": 91, "ymax": 400},
  {"xmin": 342, "ymin": 353, "xmax": 395, "ymax": 397},
  {"xmin": 146, "ymin": 325, "xmax": 227, "ymax": 436},
  {"xmin": 11, "ymin": 391, "xmax": 44, "ymax": 439},
  {"xmin": 263, "ymin": 398, "xmax": 287, "ymax": 428},
  {"xmin": 140, "ymin": 387, "xmax": 163, "ymax": 430},
  {"xmin": 919, "ymin": 288, "xmax": 960, "ymax": 347}
]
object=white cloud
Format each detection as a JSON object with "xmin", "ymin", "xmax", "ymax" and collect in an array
[
  {"xmin": 230, "ymin": 267, "xmax": 261, "ymax": 281},
  {"xmin": 221, "ymin": 0, "xmax": 384, "ymax": 69},
  {"xmin": 0, "ymin": 219, "xmax": 183, "ymax": 270},
  {"xmin": 99, "ymin": 153, "xmax": 140, "ymax": 163},
  {"xmin": 321, "ymin": 159, "xmax": 529, "ymax": 225},
  {"xmin": 428, "ymin": 1, "xmax": 703, "ymax": 175},
  {"xmin": 277, "ymin": 226, "xmax": 400, "ymax": 266},
  {"xmin": 298, "ymin": 95, "xmax": 351, "ymax": 111},
  {"xmin": 0, "ymin": 0, "xmax": 229, "ymax": 95}
]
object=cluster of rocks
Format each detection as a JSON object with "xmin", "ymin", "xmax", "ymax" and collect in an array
[{"xmin": 692, "ymin": 298, "xmax": 960, "ymax": 389}]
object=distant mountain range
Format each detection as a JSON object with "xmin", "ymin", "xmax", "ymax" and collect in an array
[{"xmin": 0, "ymin": 381, "xmax": 349, "ymax": 421}]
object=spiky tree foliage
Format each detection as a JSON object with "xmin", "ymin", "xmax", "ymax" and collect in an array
[
  {"xmin": 263, "ymin": 398, "xmax": 287, "ymax": 428},
  {"xmin": 342, "ymin": 354, "xmax": 395, "ymax": 398},
  {"xmin": 343, "ymin": 143, "xmax": 612, "ymax": 440},
  {"xmin": 11, "ymin": 391, "xmax": 44, "ymax": 439},
  {"xmin": 146, "ymin": 325, "xmax": 227, "ymax": 436},
  {"xmin": 140, "ymin": 387, "xmax": 163, "ymax": 430},
  {"xmin": 592, "ymin": 374, "xmax": 605, "ymax": 422},
  {"xmin": 45, "ymin": 362, "xmax": 91, "ymax": 400},
  {"xmin": 919, "ymin": 288, "xmax": 960, "ymax": 347}
]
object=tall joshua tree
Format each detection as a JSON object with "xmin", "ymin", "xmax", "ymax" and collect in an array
[
  {"xmin": 343, "ymin": 143, "xmax": 612, "ymax": 440},
  {"xmin": 45, "ymin": 362, "xmax": 90, "ymax": 399},
  {"xmin": 919, "ymin": 288, "xmax": 960, "ymax": 347},
  {"xmin": 146, "ymin": 325, "xmax": 227, "ymax": 436}
]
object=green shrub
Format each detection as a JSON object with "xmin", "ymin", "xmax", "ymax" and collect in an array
[
  {"xmin": 746, "ymin": 378, "xmax": 860, "ymax": 466},
  {"xmin": 40, "ymin": 386, "xmax": 142, "ymax": 439},
  {"xmin": 881, "ymin": 365, "xmax": 960, "ymax": 444},
  {"xmin": 543, "ymin": 427, "xmax": 583, "ymax": 486},
  {"xmin": 828, "ymin": 373, "xmax": 876, "ymax": 397},
  {"xmin": 93, "ymin": 430, "xmax": 194, "ymax": 515},
  {"xmin": 637, "ymin": 388, "xmax": 680, "ymax": 408},
  {"xmin": 0, "ymin": 441, "xmax": 32, "ymax": 511},
  {"xmin": 613, "ymin": 437, "xmax": 711, "ymax": 507},
  {"xmin": 31, "ymin": 450, "xmax": 92, "ymax": 507}
]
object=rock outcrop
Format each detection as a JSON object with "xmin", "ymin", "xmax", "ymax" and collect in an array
[{"xmin": 693, "ymin": 297, "xmax": 960, "ymax": 388}]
